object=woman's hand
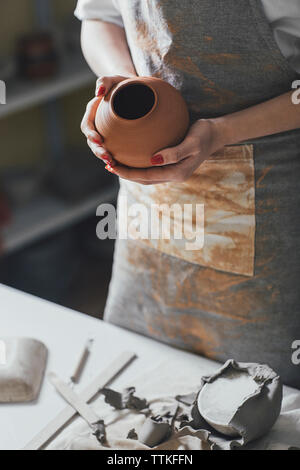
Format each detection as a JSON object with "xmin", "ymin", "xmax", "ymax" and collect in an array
[
  {"xmin": 80, "ymin": 75, "xmax": 133, "ymax": 167},
  {"xmin": 81, "ymin": 79, "xmax": 225, "ymax": 185},
  {"xmin": 105, "ymin": 119, "xmax": 225, "ymax": 185}
]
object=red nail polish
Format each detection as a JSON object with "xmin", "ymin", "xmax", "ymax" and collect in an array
[
  {"xmin": 105, "ymin": 164, "xmax": 115, "ymax": 174},
  {"xmin": 97, "ymin": 86, "xmax": 106, "ymax": 97},
  {"xmin": 92, "ymin": 138, "xmax": 101, "ymax": 144},
  {"xmin": 151, "ymin": 154, "xmax": 164, "ymax": 165}
]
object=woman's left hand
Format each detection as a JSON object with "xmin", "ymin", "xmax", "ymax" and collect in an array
[{"xmin": 106, "ymin": 119, "xmax": 225, "ymax": 185}]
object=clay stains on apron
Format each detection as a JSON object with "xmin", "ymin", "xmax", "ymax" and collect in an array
[
  {"xmin": 256, "ymin": 165, "xmax": 274, "ymax": 189},
  {"xmin": 199, "ymin": 53, "xmax": 242, "ymax": 65},
  {"xmin": 124, "ymin": 240, "xmax": 271, "ymax": 359},
  {"xmin": 165, "ymin": 54, "xmax": 236, "ymax": 109}
]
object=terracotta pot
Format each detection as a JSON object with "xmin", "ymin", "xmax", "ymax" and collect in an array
[{"xmin": 95, "ymin": 77, "xmax": 190, "ymax": 168}]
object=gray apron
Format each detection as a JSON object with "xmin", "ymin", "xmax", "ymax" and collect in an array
[{"xmin": 104, "ymin": 0, "xmax": 300, "ymax": 388}]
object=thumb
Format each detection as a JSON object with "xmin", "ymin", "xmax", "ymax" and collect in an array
[{"xmin": 95, "ymin": 75, "xmax": 130, "ymax": 97}]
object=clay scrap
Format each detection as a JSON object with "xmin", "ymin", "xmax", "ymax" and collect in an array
[
  {"xmin": 0, "ymin": 337, "xmax": 47, "ymax": 403},
  {"xmin": 139, "ymin": 404, "xmax": 179, "ymax": 448},
  {"xmin": 100, "ymin": 386, "xmax": 149, "ymax": 412},
  {"xmin": 127, "ymin": 429, "xmax": 138, "ymax": 440},
  {"xmin": 175, "ymin": 392, "xmax": 197, "ymax": 406},
  {"xmin": 92, "ymin": 420, "xmax": 106, "ymax": 445}
]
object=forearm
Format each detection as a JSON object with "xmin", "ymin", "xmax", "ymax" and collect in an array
[
  {"xmin": 81, "ymin": 20, "xmax": 137, "ymax": 77},
  {"xmin": 213, "ymin": 91, "xmax": 300, "ymax": 147}
]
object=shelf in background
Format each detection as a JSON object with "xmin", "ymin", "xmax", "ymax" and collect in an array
[
  {"xmin": 2, "ymin": 184, "xmax": 118, "ymax": 255},
  {"xmin": 0, "ymin": 54, "xmax": 95, "ymax": 119}
]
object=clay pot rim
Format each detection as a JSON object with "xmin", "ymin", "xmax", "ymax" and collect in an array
[{"xmin": 110, "ymin": 78, "xmax": 159, "ymax": 124}]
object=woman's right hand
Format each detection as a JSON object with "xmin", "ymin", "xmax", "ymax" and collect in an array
[{"xmin": 80, "ymin": 75, "xmax": 132, "ymax": 167}]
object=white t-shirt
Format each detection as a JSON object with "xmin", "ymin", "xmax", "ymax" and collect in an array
[{"xmin": 75, "ymin": 0, "xmax": 300, "ymax": 73}]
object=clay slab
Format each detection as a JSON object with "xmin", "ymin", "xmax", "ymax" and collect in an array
[{"xmin": 0, "ymin": 337, "xmax": 47, "ymax": 403}]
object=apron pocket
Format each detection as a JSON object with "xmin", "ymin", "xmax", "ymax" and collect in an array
[{"xmin": 118, "ymin": 144, "xmax": 255, "ymax": 277}]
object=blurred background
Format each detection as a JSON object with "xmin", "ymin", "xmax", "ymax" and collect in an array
[{"xmin": 0, "ymin": 0, "xmax": 118, "ymax": 318}]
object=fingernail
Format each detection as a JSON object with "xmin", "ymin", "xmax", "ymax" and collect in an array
[
  {"xmin": 102, "ymin": 154, "xmax": 111, "ymax": 163},
  {"xmin": 97, "ymin": 86, "xmax": 106, "ymax": 97},
  {"xmin": 151, "ymin": 154, "xmax": 164, "ymax": 165},
  {"xmin": 92, "ymin": 138, "xmax": 101, "ymax": 144},
  {"xmin": 105, "ymin": 164, "xmax": 115, "ymax": 174}
]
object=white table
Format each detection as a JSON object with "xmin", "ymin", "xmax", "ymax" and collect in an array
[{"xmin": 0, "ymin": 284, "xmax": 220, "ymax": 450}]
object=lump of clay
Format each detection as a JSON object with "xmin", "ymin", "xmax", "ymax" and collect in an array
[
  {"xmin": 92, "ymin": 420, "xmax": 106, "ymax": 445},
  {"xmin": 139, "ymin": 417, "xmax": 172, "ymax": 448},
  {"xmin": 139, "ymin": 404, "xmax": 178, "ymax": 448},
  {"xmin": 197, "ymin": 360, "xmax": 282, "ymax": 444},
  {"xmin": 100, "ymin": 386, "xmax": 149, "ymax": 412},
  {"xmin": 127, "ymin": 429, "xmax": 138, "ymax": 440},
  {"xmin": 0, "ymin": 337, "xmax": 48, "ymax": 403}
]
